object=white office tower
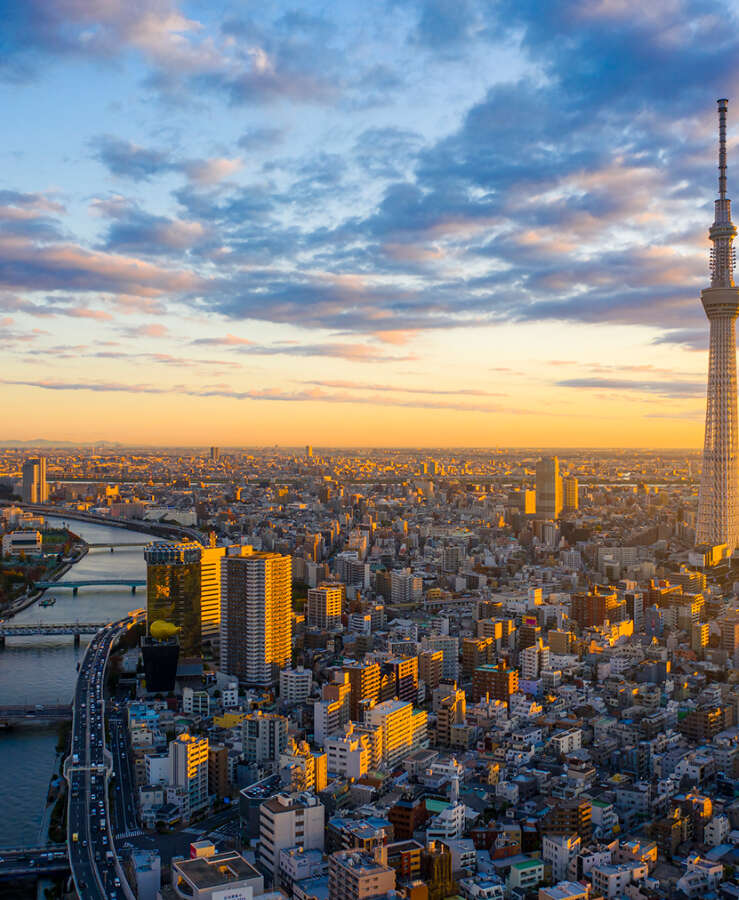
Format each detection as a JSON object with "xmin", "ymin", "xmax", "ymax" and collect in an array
[
  {"xmin": 22, "ymin": 457, "xmax": 48, "ymax": 504},
  {"xmin": 698, "ymin": 99, "xmax": 739, "ymax": 550}
]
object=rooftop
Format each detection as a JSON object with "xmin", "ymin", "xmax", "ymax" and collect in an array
[{"xmin": 174, "ymin": 851, "xmax": 261, "ymax": 889}]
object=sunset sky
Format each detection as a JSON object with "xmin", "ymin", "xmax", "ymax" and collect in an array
[{"xmin": 3, "ymin": 0, "xmax": 739, "ymax": 446}]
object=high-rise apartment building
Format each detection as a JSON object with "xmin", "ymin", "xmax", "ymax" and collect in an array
[
  {"xmin": 366, "ymin": 699, "xmax": 422, "ymax": 767},
  {"xmin": 208, "ymin": 743, "xmax": 229, "ymax": 801},
  {"xmin": 325, "ymin": 725, "xmax": 371, "ymax": 780},
  {"xmin": 242, "ymin": 711, "xmax": 288, "ymax": 766},
  {"xmin": 307, "ymin": 584, "xmax": 343, "ymax": 631},
  {"xmin": 436, "ymin": 688, "xmax": 466, "ymax": 747},
  {"xmin": 698, "ymin": 99, "xmax": 739, "ymax": 550},
  {"xmin": 461, "ymin": 637, "xmax": 495, "ymax": 679},
  {"xmin": 22, "ymin": 457, "xmax": 48, "ymax": 504},
  {"xmin": 471, "ymin": 663, "xmax": 519, "ymax": 703},
  {"xmin": 168, "ymin": 733, "xmax": 209, "ymax": 820},
  {"xmin": 390, "ymin": 569, "xmax": 423, "ymax": 605},
  {"xmin": 220, "ymin": 551, "xmax": 292, "ymax": 686},
  {"xmin": 344, "ymin": 661, "xmax": 380, "ymax": 721},
  {"xmin": 280, "ymin": 738, "xmax": 327, "ymax": 792},
  {"xmin": 420, "ymin": 635, "xmax": 459, "ymax": 681},
  {"xmin": 279, "ymin": 666, "xmax": 313, "ymax": 703},
  {"xmin": 419, "ymin": 649, "xmax": 443, "ymax": 690},
  {"xmin": 145, "ymin": 541, "xmax": 203, "ymax": 658},
  {"xmin": 536, "ymin": 456, "xmax": 562, "ymax": 519},
  {"xmin": 328, "ymin": 849, "xmax": 395, "ymax": 900},
  {"xmin": 258, "ymin": 792, "xmax": 325, "ymax": 878},
  {"xmin": 388, "ymin": 656, "xmax": 419, "ymax": 703},
  {"xmin": 562, "ymin": 476, "xmax": 579, "ymax": 511},
  {"xmin": 520, "ymin": 639, "xmax": 550, "ymax": 680},
  {"xmin": 200, "ymin": 539, "xmax": 226, "ymax": 646},
  {"xmin": 570, "ymin": 587, "xmax": 625, "ymax": 628}
]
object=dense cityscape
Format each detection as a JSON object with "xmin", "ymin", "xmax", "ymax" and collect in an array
[{"xmin": 1, "ymin": 442, "xmax": 739, "ymax": 900}]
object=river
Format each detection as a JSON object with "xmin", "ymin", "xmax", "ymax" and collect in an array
[{"xmin": 0, "ymin": 516, "xmax": 149, "ymax": 848}]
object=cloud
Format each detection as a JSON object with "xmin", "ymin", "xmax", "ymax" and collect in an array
[
  {"xmin": 237, "ymin": 127, "xmax": 285, "ymax": 151},
  {"xmin": 191, "ymin": 334, "xmax": 254, "ymax": 347},
  {"xmin": 556, "ymin": 377, "xmax": 705, "ymax": 398},
  {"xmin": 182, "ymin": 157, "xmax": 243, "ymax": 185},
  {"xmin": 91, "ymin": 135, "xmax": 175, "ymax": 181},
  {"xmin": 411, "ymin": 0, "xmax": 482, "ymax": 51},
  {"xmin": 304, "ymin": 379, "xmax": 505, "ymax": 396},
  {"xmin": 121, "ymin": 323, "xmax": 169, "ymax": 339},
  {"xmin": 92, "ymin": 198, "xmax": 208, "ymax": 254},
  {"xmin": 6, "ymin": 0, "xmax": 739, "ymax": 350},
  {"xmin": 0, "ymin": 376, "xmax": 508, "ymax": 412},
  {"xmin": 651, "ymin": 329, "xmax": 708, "ymax": 351},
  {"xmin": 220, "ymin": 340, "xmax": 417, "ymax": 363}
]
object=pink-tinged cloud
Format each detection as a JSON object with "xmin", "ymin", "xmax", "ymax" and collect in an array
[
  {"xmin": 191, "ymin": 333, "xmax": 255, "ymax": 347},
  {"xmin": 0, "ymin": 238, "xmax": 204, "ymax": 297},
  {"xmin": 63, "ymin": 306, "xmax": 114, "ymax": 320},
  {"xmin": 122, "ymin": 323, "xmax": 169, "ymax": 339},
  {"xmin": 372, "ymin": 329, "xmax": 419, "ymax": 345},
  {"xmin": 183, "ymin": 157, "xmax": 243, "ymax": 184}
]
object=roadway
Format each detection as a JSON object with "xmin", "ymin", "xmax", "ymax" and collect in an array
[
  {"xmin": 0, "ymin": 846, "xmax": 69, "ymax": 880},
  {"xmin": 107, "ymin": 703, "xmax": 141, "ymax": 840},
  {"xmin": 67, "ymin": 615, "xmax": 140, "ymax": 899}
]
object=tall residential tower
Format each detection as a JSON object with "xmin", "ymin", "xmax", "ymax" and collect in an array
[
  {"xmin": 220, "ymin": 550, "xmax": 292, "ymax": 686},
  {"xmin": 697, "ymin": 99, "xmax": 739, "ymax": 551}
]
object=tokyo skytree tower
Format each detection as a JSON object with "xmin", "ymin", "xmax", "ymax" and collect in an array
[{"xmin": 697, "ymin": 99, "xmax": 739, "ymax": 550}]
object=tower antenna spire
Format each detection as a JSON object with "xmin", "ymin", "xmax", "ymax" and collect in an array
[{"xmin": 719, "ymin": 97, "xmax": 729, "ymax": 200}]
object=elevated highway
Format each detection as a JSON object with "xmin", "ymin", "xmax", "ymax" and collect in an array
[{"xmin": 65, "ymin": 612, "xmax": 143, "ymax": 899}]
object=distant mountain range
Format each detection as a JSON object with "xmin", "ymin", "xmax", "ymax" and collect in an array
[{"xmin": 0, "ymin": 439, "xmax": 126, "ymax": 448}]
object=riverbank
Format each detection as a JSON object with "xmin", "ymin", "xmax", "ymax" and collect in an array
[
  {"xmin": 2, "ymin": 539, "xmax": 89, "ymax": 621},
  {"xmin": 0, "ymin": 517, "xmax": 151, "ymax": 849}
]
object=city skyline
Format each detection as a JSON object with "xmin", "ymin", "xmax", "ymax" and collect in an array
[{"xmin": 4, "ymin": 2, "xmax": 739, "ymax": 445}]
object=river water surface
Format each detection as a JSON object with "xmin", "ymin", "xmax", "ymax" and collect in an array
[{"xmin": 0, "ymin": 517, "xmax": 148, "ymax": 847}]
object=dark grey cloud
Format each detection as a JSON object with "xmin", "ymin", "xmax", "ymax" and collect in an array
[{"xmin": 652, "ymin": 329, "xmax": 709, "ymax": 351}]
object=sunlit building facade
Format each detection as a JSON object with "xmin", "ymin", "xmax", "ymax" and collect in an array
[
  {"xmin": 145, "ymin": 541, "xmax": 203, "ymax": 658},
  {"xmin": 220, "ymin": 551, "xmax": 292, "ymax": 686},
  {"xmin": 536, "ymin": 456, "xmax": 562, "ymax": 519}
]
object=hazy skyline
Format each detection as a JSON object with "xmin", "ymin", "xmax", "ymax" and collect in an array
[{"xmin": 4, "ymin": 1, "xmax": 739, "ymax": 445}]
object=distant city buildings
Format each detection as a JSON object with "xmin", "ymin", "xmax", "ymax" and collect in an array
[{"xmin": 22, "ymin": 456, "xmax": 47, "ymax": 504}]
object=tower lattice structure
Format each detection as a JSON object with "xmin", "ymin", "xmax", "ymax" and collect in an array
[{"xmin": 697, "ymin": 99, "xmax": 739, "ymax": 549}]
